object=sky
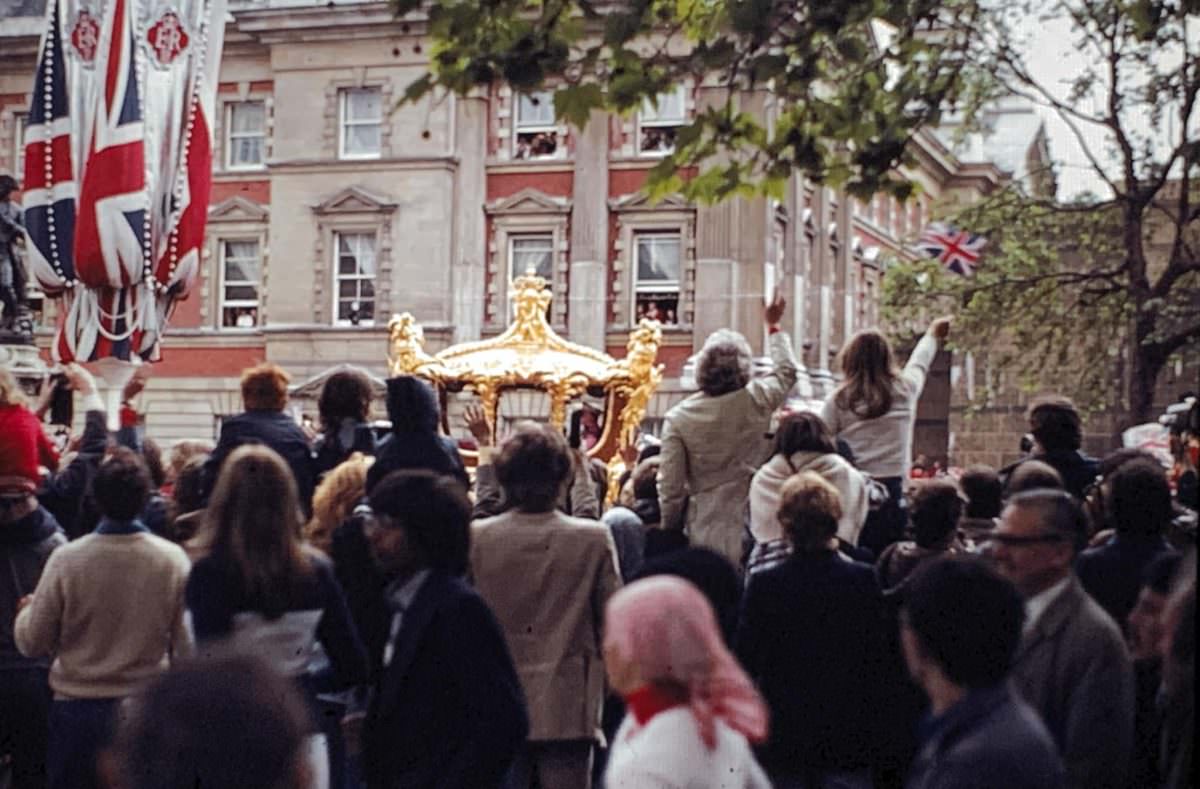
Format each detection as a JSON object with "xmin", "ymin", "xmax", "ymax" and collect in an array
[{"xmin": 1011, "ymin": 9, "xmax": 1196, "ymax": 200}]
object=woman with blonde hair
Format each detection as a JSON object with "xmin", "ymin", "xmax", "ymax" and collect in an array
[
  {"xmin": 185, "ymin": 444, "xmax": 368, "ymax": 789},
  {"xmin": 820, "ymin": 316, "xmax": 951, "ymax": 556},
  {"xmin": 305, "ymin": 453, "xmax": 373, "ymax": 554},
  {"xmin": 603, "ymin": 575, "xmax": 771, "ymax": 788}
]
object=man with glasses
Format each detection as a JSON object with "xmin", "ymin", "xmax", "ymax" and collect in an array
[{"xmin": 990, "ymin": 490, "xmax": 1135, "ymax": 789}]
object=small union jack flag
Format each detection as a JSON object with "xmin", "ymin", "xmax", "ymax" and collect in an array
[{"xmin": 916, "ymin": 222, "xmax": 986, "ymax": 277}]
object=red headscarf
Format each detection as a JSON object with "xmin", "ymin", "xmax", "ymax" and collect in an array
[{"xmin": 604, "ymin": 576, "xmax": 769, "ymax": 749}]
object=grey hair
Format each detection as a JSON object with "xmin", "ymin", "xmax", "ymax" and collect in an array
[{"xmin": 697, "ymin": 330, "xmax": 753, "ymax": 396}]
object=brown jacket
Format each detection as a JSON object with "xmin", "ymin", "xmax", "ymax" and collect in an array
[
  {"xmin": 1010, "ymin": 575, "xmax": 1134, "ymax": 789},
  {"xmin": 470, "ymin": 509, "xmax": 622, "ymax": 742}
]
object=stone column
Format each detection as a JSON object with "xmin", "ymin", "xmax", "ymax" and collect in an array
[
  {"xmin": 568, "ymin": 109, "xmax": 610, "ymax": 350},
  {"xmin": 450, "ymin": 93, "xmax": 488, "ymax": 343}
]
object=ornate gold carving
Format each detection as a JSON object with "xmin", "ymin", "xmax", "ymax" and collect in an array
[{"xmin": 385, "ymin": 269, "xmax": 665, "ymax": 503}]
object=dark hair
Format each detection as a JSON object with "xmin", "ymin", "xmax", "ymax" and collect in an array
[
  {"xmin": 0, "ymin": 174, "xmax": 17, "ymax": 200},
  {"xmin": 172, "ymin": 455, "xmax": 209, "ymax": 515},
  {"xmin": 94, "ymin": 448, "xmax": 152, "ymax": 521},
  {"xmin": 1109, "ymin": 460, "xmax": 1172, "ymax": 537},
  {"xmin": 1098, "ymin": 447, "xmax": 1161, "ymax": 479},
  {"xmin": 834, "ymin": 330, "xmax": 898, "ymax": 420},
  {"xmin": 1006, "ymin": 488, "xmax": 1090, "ymax": 550},
  {"xmin": 909, "ymin": 480, "xmax": 964, "ymax": 548},
  {"xmin": 631, "ymin": 456, "xmax": 661, "ymax": 501},
  {"xmin": 206, "ymin": 445, "xmax": 312, "ymax": 619},
  {"xmin": 903, "ymin": 556, "xmax": 1025, "ymax": 688},
  {"xmin": 318, "ymin": 369, "xmax": 373, "ymax": 429},
  {"xmin": 1028, "ymin": 395, "xmax": 1083, "ymax": 451},
  {"xmin": 1006, "ymin": 460, "xmax": 1064, "ymax": 496},
  {"xmin": 494, "ymin": 423, "xmax": 572, "ymax": 512},
  {"xmin": 115, "ymin": 656, "xmax": 310, "ymax": 789},
  {"xmin": 241, "ymin": 363, "xmax": 291, "ymax": 412},
  {"xmin": 959, "ymin": 465, "xmax": 1002, "ymax": 519},
  {"xmin": 141, "ymin": 438, "xmax": 166, "ymax": 489},
  {"xmin": 369, "ymin": 470, "xmax": 471, "ymax": 575},
  {"xmin": 1143, "ymin": 552, "xmax": 1184, "ymax": 596},
  {"xmin": 567, "ymin": 405, "xmax": 603, "ymax": 450},
  {"xmin": 773, "ymin": 412, "xmax": 837, "ymax": 459},
  {"xmin": 777, "ymin": 471, "xmax": 842, "ymax": 552}
]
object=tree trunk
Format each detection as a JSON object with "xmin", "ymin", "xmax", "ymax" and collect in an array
[{"xmin": 1127, "ymin": 343, "xmax": 1165, "ymax": 430}]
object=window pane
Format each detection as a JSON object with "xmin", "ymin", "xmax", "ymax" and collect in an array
[
  {"xmin": 641, "ymin": 87, "xmax": 685, "ymax": 124},
  {"xmin": 515, "ymin": 131, "xmax": 558, "ymax": 160},
  {"xmin": 346, "ymin": 88, "xmax": 382, "ymax": 122},
  {"xmin": 339, "ymin": 279, "xmax": 358, "ymax": 298},
  {"xmin": 222, "ymin": 306, "xmax": 258, "ymax": 328},
  {"xmin": 516, "ymin": 92, "xmax": 554, "ymax": 128},
  {"xmin": 636, "ymin": 235, "xmax": 681, "ymax": 283},
  {"xmin": 224, "ymin": 240, "xmax": 258, "ymax": 260},
  {"xmin": 230, "ymin": 102, "xmax": 265, "ymax": 133},
  {"xmin": 360, "ymin": 279, "xmax": 375, "ymax": 298},
  {"xmin": 343, "ymin": 124, "xmax": 381, "ymax": 156},
  {"xmin": 224, "ymin": 284, "xmax": 258, "ymax": 301},
  {"xmin": 511, "ymin": 236, "xmax": 554, "ymax": 280},
  {"xmin": 355, "ymin": 241, "xmax": 376, "ymax": 276},
  {"xmin": 223, "ymin": 259, "xmax": 258, "ymax": 284},
  {"xmin": 338, "ymin": 254, "xmax": 358, "ymax": 275},
  {"xmin": 231, "ymin": 137, "xmax": 263, "ymax": 166}
]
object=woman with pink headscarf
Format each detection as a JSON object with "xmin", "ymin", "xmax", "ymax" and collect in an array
[{"xmin": 602, "ymin": 576, "xmax": 771, "ymax": 788}]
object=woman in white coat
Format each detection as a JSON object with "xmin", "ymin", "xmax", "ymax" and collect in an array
[
  {"xmin": 749, "ymin": 411, "xmax": 869, "ymax": 549},
  {"xmin": 602, "ymin": 576, "xmax": 771, "ymax": 789}
]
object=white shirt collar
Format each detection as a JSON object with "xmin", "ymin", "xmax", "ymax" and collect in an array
[{"xmin": 1024, "ymin": 576, "xmax": 1071, "ymax": 635}]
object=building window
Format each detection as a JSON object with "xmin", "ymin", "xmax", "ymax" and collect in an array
[
  {"xmin": 225, "ymin": 101, "xmax": 266, "ymax": 170},
  {"xmin": 633, "ymin": 232, "xmax": 681, "ymax": 325},
  {"xmin": 219, "ymin": 239, "xmax": 260, "ymax": 328},
  {"xmin": 339, "ymin": 88, "xmax": 382, "ymax": 160},
  {"xmin": 637, "ymin": 86, "xmax": 687, "ymax": 156},
  {"xmin": 509, "ymin": 234, "xmax": 554, "ymax": 281},
  {"xmin": 514, "ymin": 91, "xmax": 559, "ymax": 160},
  {"xmin": 13, "ymin": 113, "xmax": 27, "ymax": 177},
  {"xmin": 334, "ymin": 231, "xmax": 376, "ymax": 325}
]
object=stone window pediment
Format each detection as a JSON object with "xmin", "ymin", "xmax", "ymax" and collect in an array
[
  {"xmin": 608, "ymin": 192, "xmax": 691, "ymax": 213},
  {"xmin": 313, "ymin": 186, "xmax": 397, "ymax": 217},
  {"xmin": 208, "ymin": 196, "xmax": 270, "ymax": 224},
  {"xmin": 485, "ymin": 188, "xmax": 572, "ymax": 216}
]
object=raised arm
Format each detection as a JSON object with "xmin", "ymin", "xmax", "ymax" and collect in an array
[
  {"xmin": 900, "ymin": 316, "xmax": 950, "ymax": 393},
  {"xmin": 747, "ymin": 292, "xmax": 799, "ymax": 413}
]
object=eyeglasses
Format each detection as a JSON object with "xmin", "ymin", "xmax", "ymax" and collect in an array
[{"xmin": 987, "ymin": 532, "xmax": 1068, "ymax": 547}]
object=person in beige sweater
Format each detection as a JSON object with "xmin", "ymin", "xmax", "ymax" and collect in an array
[{"xmin": 15, "ymin": 447, "xmax": 192, "ymax": 789}]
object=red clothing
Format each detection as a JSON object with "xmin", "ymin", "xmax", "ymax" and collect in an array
[
  {"xmin": 625, "ymin": 683, "xmax": 690, "ymax": 726},
  {"xmin": 0, "ymin": 403, "xmax": 59, "ymax": 491}
]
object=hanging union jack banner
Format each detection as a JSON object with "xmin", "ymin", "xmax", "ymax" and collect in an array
[
  {"xmin": 22, "ymin": 0, "xmax": 226, "ymax": 363},
  {"xmin": 915, "ymin": 222, "xmax": 987, "ymax": 277}
]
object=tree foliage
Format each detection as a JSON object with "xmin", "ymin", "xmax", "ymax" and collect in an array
[
  {"xmin": 885, "ymin": 0, "xmax": 1199, "ymax": 425},
  {"xmin": 393, "ymin": 0, "xmax": 990, "ymax": 202}
]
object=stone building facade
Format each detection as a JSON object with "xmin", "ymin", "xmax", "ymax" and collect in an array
[{"xmin": 1, "ymin": 0, "xmax": 1040, "ymax": 453}]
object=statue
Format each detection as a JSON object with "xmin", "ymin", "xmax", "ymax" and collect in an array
[{"xmin": 0, "ymin": 174, "xmax": 31, "ymax": 338}]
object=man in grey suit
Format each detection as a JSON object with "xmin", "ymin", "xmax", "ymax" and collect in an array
[{"xmin": 991, "ymin": 489, "xmax": 1135, "ymax": 789}]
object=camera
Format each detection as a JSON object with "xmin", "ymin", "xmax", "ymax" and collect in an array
[{"xmin": 47, "ymin": 372, "xmax": 74, "ymax": 426}]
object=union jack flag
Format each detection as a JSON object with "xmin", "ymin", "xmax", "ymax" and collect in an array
[
  {"xmin": 915, "ymin": 222, "xmax": 986, "ymax": 277},
  {"xmin": 22, "ymin": 0, "xmax": 78, "ymax": 296}
]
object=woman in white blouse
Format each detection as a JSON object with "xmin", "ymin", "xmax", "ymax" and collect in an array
[
  {"xmin": 602, "ymin": 576, "xmax": 771, "ymax": 789},
  {"xmin": 819, "ymin": 316, "xmax": 950, "ymax": 557}
]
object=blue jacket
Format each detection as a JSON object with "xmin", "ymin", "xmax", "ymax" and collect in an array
[
  {"xmin": 203, "ymin": 410, "xmax": 317, "ymax": 513},
  {"xmin": 1076, "ymin": 535, "xmax": 1178, "ymax": 625},
  {"xmin": 907, "ymin": 684, "xmax": 1065, "ymax": 789}
]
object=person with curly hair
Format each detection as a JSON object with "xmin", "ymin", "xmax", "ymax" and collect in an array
[{"xmin": 306, "ymin": 453, "xmax": 373, "ymax": 555}]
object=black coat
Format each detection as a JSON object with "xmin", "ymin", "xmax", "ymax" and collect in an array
[
  {"xmin": 1076, "ymin": 535, "xmax": 1178, "ymax": 626},
  {"xmin": 203, "ymin": 410, "xmax": 317, "ymax": 512},
  {"xmin": 0, "ymin": 506, "xmax": 65, "ymax": 669},
  {"xmin": 736, "ymin": 550, "xmax": 893, "ymax": 776},
  {"xmin": 1002, "ymin": 450, "xmax": 1099, "ymax": 501},
  {"xmin": 38, "ymin": 408, "xmax": 107, "ymax": 539},
  {"xmin": 363, "ymin": 571, "xmax": 528, "ymax": 789},
  {"xmin": 366, "ymin": 377, "xmax": 467, "ymax": 494}
]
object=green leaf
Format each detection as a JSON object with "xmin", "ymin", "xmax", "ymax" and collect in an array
[{"xmin": 554, "ymin": 84, "xmax": 605, "ymax": 127}]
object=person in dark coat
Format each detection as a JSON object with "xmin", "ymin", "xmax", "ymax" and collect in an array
[
  {"xmin": 736, "ymin": 471, "xmax": 890, "ymax": 788},
  {"xmin": 1001, "ymin": 396, "xmax": 1098, "ymax": 501},
  {"xmin": 313, "ymin": 369, "xmax": 379, "ymax": 480},
  {"xmin": 1, "ymin": 501, "xmax": 65, "ymax": 789},
  {"xmin": 365, "ymin": 376, "xmax": 467, "ymax": 494},
  {"xmin": 901, "ymin": 557, "xmax": 1064, "ymax": 789},
  {"xmin": 203, "ymin": 363, "xmax": 317, "ymax": 515},
  {"xmin": 36, "ymin": 367, "xmax": 108, "ymax": 540},
  {"xmin": 361, "ymin": 470, "xmax": 528, "ymax": 789},
  {"xmin": 1076, "ymin": 459, "xmax": 1180, "ymax": 626}
]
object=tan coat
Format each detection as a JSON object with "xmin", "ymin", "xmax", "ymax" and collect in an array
[
  {"xmin": 658, "ymin": 332, "xmax": 798, "ymax": 566},
  {"xmin": 469, "ymin": 509, "xmax": 622, "ymax": 742}
]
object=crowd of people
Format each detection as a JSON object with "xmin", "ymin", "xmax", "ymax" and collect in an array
[{"xmin": 0, "ymin": 296, "xmax": 1196, "ymax": 789}]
